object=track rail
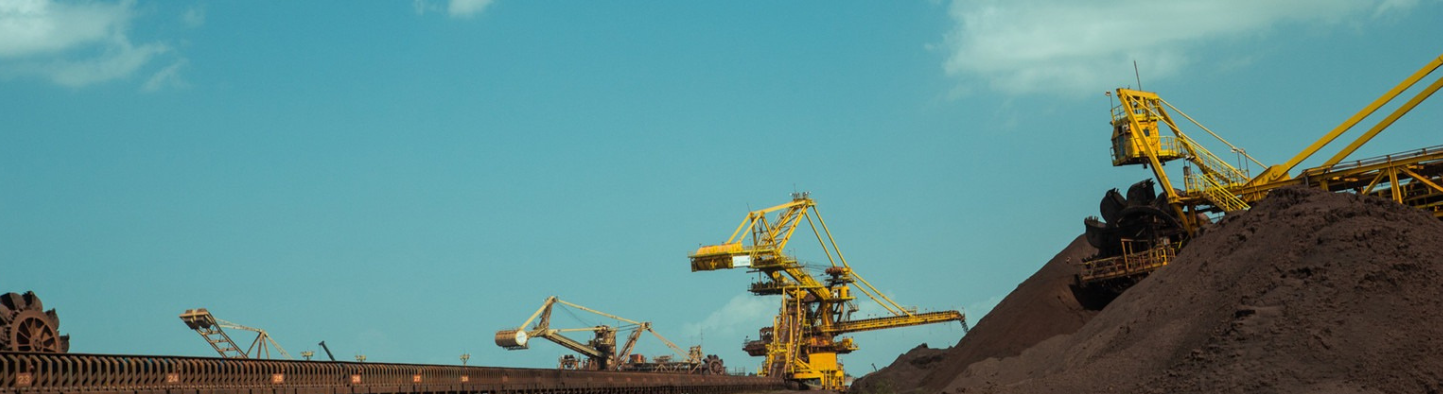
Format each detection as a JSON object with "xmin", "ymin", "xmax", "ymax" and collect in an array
[{"xmin": 0, "ymin": 352, "xmax": 787, "ymax": 394}]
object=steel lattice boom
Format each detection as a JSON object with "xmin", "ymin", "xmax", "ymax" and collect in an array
[{"xmin": 689, "ymin": 192, "xmax": 967, "ymax": 391}]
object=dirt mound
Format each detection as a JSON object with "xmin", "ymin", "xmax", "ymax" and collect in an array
[
  {"xmin": 924, "ymin": 187, "xmax": 1443, "ymax": 393},
  {"xmin": 849, "ymin": 344, "xmax": 948, "ymax": 394},
  {"xmin": 917, "ymin": 235, "xmax": 1098, "ymax": 391},
  {"xmin": 851, "ymin": 235, "xmax": 1099, "ymax": 393}
]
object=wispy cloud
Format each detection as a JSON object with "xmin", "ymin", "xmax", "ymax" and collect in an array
[
  {"xmin": 413, "ymin": 0, "xmax": 494, "ymax": 19},
  {"xmin": 448, "ymin": 0, "xmax": 493, "ymax": 18},
  {"xmin": 939, "ymin": 0, "xmax": 1423, "ymax": 97},
  {"xmin": 681, "ymin": 294, "xmax": 775, "ymax": 341},
  {"xmin": 0, "ymin": 0, "xmax": 184, "ymax": 89},
  {"xmin": 182, "ymin": 5, "xmax": 204, "ymax": 28},
  {"xmin": 142, "ymin": 59, "xmax": 188, "ymax": 92}
]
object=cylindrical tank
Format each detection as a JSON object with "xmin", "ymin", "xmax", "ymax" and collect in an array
[{"xmin": 495, "ymin": 328, "xmax": 529, "ymax": 349}]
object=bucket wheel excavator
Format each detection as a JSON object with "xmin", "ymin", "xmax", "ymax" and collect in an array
[
  {"xmin": 494, "ymin": 296, "xmax": 724, "ymax": 374},
  {"xmin": 689, "ymin": 193, "xmax": 967, "ymax": 391},
  {"xmin": 1079, "ymin": 53, "xmax": 1443, "ymax": 293},
  {"xmin": 0, "ymin": 291, "xmax": 70, "ymax": 353}
]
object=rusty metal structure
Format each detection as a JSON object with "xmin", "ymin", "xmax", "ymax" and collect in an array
[
  {"xmin": 0, "ymin": 292, "xmax": 68, "ymax": 354},
  {"xmin": 0, "ymin": 352, "xmax": 785, "ymax": 394}
]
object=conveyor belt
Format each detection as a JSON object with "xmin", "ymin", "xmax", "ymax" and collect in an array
[{"xmin": 0, "ymin": 352, "xmax": 787, "ymax": 394}]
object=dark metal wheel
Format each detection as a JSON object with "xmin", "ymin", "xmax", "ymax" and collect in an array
[
  {"xmin": 0, "ymin": 291, "xmax": 70, "ymax": 353},
  {"xmin": 703, "ymin": 355, "xmax": 725, "ymax": 375}
]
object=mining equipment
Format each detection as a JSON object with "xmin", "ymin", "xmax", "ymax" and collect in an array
[
  {"xmin": 318, "ymin": 340, "xmax": 337, "ymax": 361},
  {"xmin": 179, "ymin": 308, "xmax": 292, "ymax": 359},
  {"xmin": 494, "ymin": 296, "xmax": 725, "ymax": 375},
  {"xmin": 0, "ymin": 291, "xmax": 70, "ymax": 353},
  {"xmin": 1079, "ymin": 53, "xmax": 1443, "ymax": 291},
  {"xmin": 689, "ymin": 192, "xmax": 967, "ymax": 391}
]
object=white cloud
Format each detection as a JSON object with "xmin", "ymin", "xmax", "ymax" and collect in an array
[
  {"xmin": 1375, "ymin": 0, "xmax": 1422, "ymax": 16},
  {"xmin": 681, "ymin": 294, "xmax": 776, "ymax": 341},
  {"xmin": 44, "ymin": 36, "xmax": 165, "ymax": 87},
  {"xmin": 940, "ymin": 0, "xmax": 1421, "ymax": 97},
  {"xmin": 412, "ymin": 0, "xmax": 493, "ymax": 19},
  {"xmin": 0, "ymin": 0, "xmax": 131, "ymax": 57},
  {"xmin": 0, "ymin": 0, "xmax": 180, "ymax": 89},
  {"xmin": 412, "ymin": 0, "xmax": 434, "ymax": 15},
  {"xmin": 448, "ymin": 0, "xmax": 493, "ymax": 18},
  {"xmin": 182, "ymin": 5, "xmax": 204, "ymax": 28},
  {"xmin": 142, "ymin": 59, "xmax": 187, "ymax": 92}
]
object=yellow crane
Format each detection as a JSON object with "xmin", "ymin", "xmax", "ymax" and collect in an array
[
  {"xmin": 494, "ymin": 296, "xmax": 725, "ymax": 374},
  {"xmin": 689, "ymin": 192, "xmax": 966, "ymax": 391},
  {"xmin": 1080, "ymin": 53, "xmax": 1443, "ymax": 287},
  {"xmin": 179, "ymin": 308, "xmax": 292, "ymax": 359}
]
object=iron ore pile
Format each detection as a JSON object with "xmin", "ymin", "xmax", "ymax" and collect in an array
[{"xmin": 854, "ymin": 187, "xmax": 1443, "ymax": 393}]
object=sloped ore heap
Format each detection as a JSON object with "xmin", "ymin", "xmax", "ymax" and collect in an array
[{"xmin": 857, "ymin": 187, "xmax": 1443, "ymax": 393}]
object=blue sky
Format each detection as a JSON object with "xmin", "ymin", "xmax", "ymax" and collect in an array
[{"xmin": 2, "ymin": 0, "xmax": 1440, "ymax": 375}]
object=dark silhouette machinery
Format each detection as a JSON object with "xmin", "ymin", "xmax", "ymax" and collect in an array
[
  {"xmin": 317, "ymin": 341, "xmax": 337, "ymax": 361},
  {"xmin": 0, "ymin": 291, "xmax": 70, "ymax": 353},
  {"xmin": 495, "ymin": 296, "xmax": 724, "ymax": 375}
]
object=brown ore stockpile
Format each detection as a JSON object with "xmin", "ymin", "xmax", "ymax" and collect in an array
[
  {"xmin": 858, "ymin": 187, "xmax": 1443, "ymax": 393},
  {"xmin": 852, "ymin": 235, "xmax": 1100, "ymax": 393}
]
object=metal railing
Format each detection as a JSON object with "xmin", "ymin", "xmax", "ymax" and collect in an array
[
  {"xmin": 1079, "ymin": 241, "xmax": 1179, "ymax": 283},
  {"xmin": 1185, "ymin": 170, "xmax": 1251, "ymax": 212},
  {"xmin": 1303, "ymin": 144, "xmax": 1443, "ymax": 174}
]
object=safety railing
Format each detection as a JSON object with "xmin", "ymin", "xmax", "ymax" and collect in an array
[
  {"xmin": 1179, "ymin": 134, "xmax": 1250, "ymax": 186},
  {"xmin": 1303, "ymin": 144, "xmax": 1443, "ymax": 175},
  {"xmin": 1185, "ymin": 171, "xmax": 1251, "ymax": 212},
  {"xmin": 1078, "ymin": 241, "xmax": 1178, "ymax": 283}
]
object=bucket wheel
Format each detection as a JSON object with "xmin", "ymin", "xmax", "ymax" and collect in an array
[
  {"xmin": 702, "ymin": 354, "xmax": 725, "ymax": 375},
  {"xmin": 1084, "ymin": 179, "xmax": 1185, "ymax": 258},
  {"xmin": 0, "ymin": 291, "xmax": 70, "ymax": 353}
]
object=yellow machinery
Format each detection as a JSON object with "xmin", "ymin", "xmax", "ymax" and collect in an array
[
  {"xmin": 1082, "ymin": 53, "xmax": 1443, "ymax": 286},
  {"xmin": 495, "ymin": 296, "xmax": 725, "ymax": 374},
  {"xmin": 690, "ymin": 193, "xmax": 966, "ymax": 391},
  {"xmin": 179, "ymin": 308, "xmax": 292, "ymax": 359}
]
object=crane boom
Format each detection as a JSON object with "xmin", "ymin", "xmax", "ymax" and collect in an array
[
  {"xmin": 1258, "ymin": 54, "xmax": 1443, "ymax": 184},
  {"xmin": 1080, "ymin": 52, "xmax": 1443, "ymax": 291},
  {"xmin": 540, "ymin": 327, "xmax": 611, "ymax": 359},
  {"xmin": 691, "ymin": 194, "xmax": 917, "ymax": 315},
  {"xmin": 821, "ymin": 310, "xmax": 966, "ymax": 335},
  {"xmin": 179, "ymin": 308, "xmax": 291, "ymax": 360},
  {"xmin": 494, "ymin": 296, "xmax": 712, "ymax": 373},
  {"xmin": 689, "ymin": 193, "xmax": 966, "ymax": 391},
  {"xmin": 318, "ymin": 341, "xmax": 336, "ymax": 361}
]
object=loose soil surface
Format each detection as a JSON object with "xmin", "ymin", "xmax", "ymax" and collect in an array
[
  {"xmin": 856, "ymin": 187, "xmax": 1443, "ymax": 393},
  {"xmin": 848, "ymin": 344, "xmax": 948, "ymax": 394},
  {"xmin": 852, "ymin": 234, "xmax": 1099, "ymax": 393}
]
